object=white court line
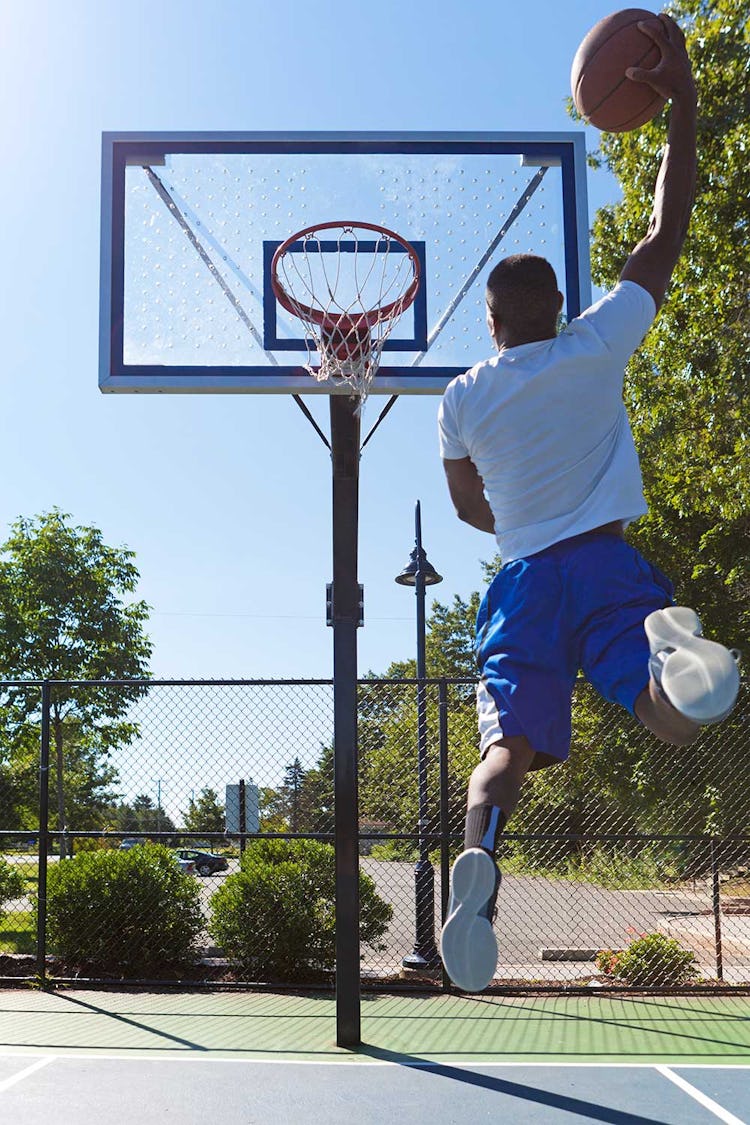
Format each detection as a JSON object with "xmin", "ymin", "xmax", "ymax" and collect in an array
[
  {"xmin": 656, "ymin": 1065, "xmax": 748, "ymax": 1125},
  {"xmin": 0, "ymin": 1053, "xmax": 746, "ymax": 1070},
  {"xmin": 0, "ymin": 1056, "xmax": 55, "ymax": 1092}
]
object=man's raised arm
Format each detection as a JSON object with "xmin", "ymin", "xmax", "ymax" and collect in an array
[{"xmin": 620, "ymin": 15, "xmax": 697, "ymax": 311}]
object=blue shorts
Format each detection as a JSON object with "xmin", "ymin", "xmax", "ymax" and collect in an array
[{"xmin": 475, "ymin": 531, "xmax": 674, "ymax": 765}]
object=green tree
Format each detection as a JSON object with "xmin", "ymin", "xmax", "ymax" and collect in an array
[
  {"xmin": 0, "ymin": 511, "xmax": 152, "ymax": 855},
  {"xmin": 562, "ymin": 0, "xmax": 750, "ymax": 842},
  {"xmin": 583, "ymin": 0, "xmax": 749, "ymax": 644},
  {"xmin": 258, "ymin": 786, "xmax": 288, "ymax": 832},
  {"xmin": 0, "ymin": 722, "xmax": 44, "ymax": 829},
  {"xmin": 113, "ymin": 794, "xmax": 176, "ymax": 838},
  {"xmin": 183, "ymin": 787, "xmax": 225, "ymax": 834},
  {"xmin": 2, "ymin": 718, "xmax": 120, "ymax": 837},
  {"xmin": 374, "ymin": 590, "xmax": 480, "ymax": 687},
  {"xmin": 282, "ymin": 758, "xmax": 306, "ymax": 832},
  {"xmin": 359, "ymin": 592, "xmax": 482, "ymax": 846},
  {"xmin": 296, "ymin": 745, "xmax": 334, "ymax": 833}
]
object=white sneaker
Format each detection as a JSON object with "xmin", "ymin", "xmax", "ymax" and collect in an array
[
  {"xmin": 645, "ymin": 607, "xmax": 741, "ymax": 725},
  {"xmin": 440, "ymin": 848, "xmax": 500, "ymax": 992}
]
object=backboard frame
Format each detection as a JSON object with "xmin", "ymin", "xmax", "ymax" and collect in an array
[{"xmin": 100, "ymin": 131, "xmax": 591, "ymax": 395}]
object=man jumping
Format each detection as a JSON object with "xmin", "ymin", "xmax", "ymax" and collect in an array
[{"xmin": 437, "ymin": 15, "xmax": 740, "ymax": 993}]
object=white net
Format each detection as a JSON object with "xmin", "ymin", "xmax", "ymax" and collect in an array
[{"xmin": 272, "ymin": 223, "xmax": 420, "ymax": 401}]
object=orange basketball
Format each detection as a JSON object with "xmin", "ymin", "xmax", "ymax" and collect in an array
[{"xmin": 571, "ymin": 8, "xmax": 668, "ymax": 132}]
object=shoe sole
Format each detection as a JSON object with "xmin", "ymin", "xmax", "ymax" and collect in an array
[
  {"xmin": 645, "ymin": 607, "xmax": 740, "ymax": 725},
  {"xmin": 440, "ymin": 848, "xmax": 498, "ymax": 992}
]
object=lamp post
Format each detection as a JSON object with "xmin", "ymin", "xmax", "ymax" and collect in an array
[{"xmin": 395, "ymin": 500, "xmax": 443, "ymax": 970}]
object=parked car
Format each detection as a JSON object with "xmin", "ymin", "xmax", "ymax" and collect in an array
[
  {"xmin": 118, "ymin": 838, "xmax": 142, "ymax": 850},
  {"xmin": 175, "ymin": 856, "xmax": 196, "ymax": 875},
  {"xmin": 174, "ymin": 849, "xmax": 228, "ymax": 877}
]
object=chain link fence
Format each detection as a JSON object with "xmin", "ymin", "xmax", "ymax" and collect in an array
[{"xmin": 0, "ymin": 677, "xmax": 747, "ymax": 991}]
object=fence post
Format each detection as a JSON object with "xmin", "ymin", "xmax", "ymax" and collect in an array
[
  {"xmin": 36, "ymin": 681, "xmax": 51, "ymax": 984},
  {"xmin": 710, "ymin": 836, "xmax": 723, "ymax": 982},
  {"xmin": 239, "ymin": 778, "xmax": 246, "ymax": 857},
  {"xmin": 438, "ymin": 678, "xmax": 450, "ymax": 990}
]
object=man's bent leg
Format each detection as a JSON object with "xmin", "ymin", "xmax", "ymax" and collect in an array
[
  {"xmin": 634, "ymin": 681, "xmax": 700, "ymax": 746},
  {"xmin": 636, "ymin": 606, "xmax": 741, "ymax": 745},
  {"xmin": 467, "ymin": 735, "xmax": 538, "ymax": 821},
  {"xmin": 645, "ymin": 607, "xmax": 740, "ymax": 727}
]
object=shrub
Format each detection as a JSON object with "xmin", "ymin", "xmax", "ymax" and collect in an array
[
  {"xmin": 369, "ymin": 840, "xmax": 418, "ymax": 862},
  {"xmin": 43, "ymin": 844, "xmax": 204, "ymax": 973},
  {"xmin": 596, "ymin": 932, "xmax": 698, "ymax": 987},
  {"xmin": 209, "ymin": 838, "xmax": 393, "ymax": 981},
  {"xmin": 595, "ymin": 948, "xmax": 622, "ymax": 977},
  {"xmin": 72, "ymin": 837, "xmax": 117, "ymax": 855},
  {"xmin": 0, "ymin": 859, "xmax": 25, "ymax": 918}
]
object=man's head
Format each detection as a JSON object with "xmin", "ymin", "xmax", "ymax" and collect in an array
[{"xmin": 485, "ymin": 254, "xmax": 564, "ymax": 349}]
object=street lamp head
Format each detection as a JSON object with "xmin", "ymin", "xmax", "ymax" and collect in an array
[{"xmin": 395, "ymin": 547, "xmax": 443, "ymax": 587}]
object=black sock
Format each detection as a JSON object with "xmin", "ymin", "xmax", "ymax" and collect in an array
[{"xmin": 464, "ymin": 803, "xmax": 507, "ymax": 857}]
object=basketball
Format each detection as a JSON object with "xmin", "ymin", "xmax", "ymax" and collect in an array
[{"xmin": 571, "ymin": 8, "xmax": 668, "ymax": 132}]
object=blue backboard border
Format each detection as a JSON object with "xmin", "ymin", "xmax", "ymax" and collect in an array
[{"xmin": 262, "ymin": 238, "xmax": 428, "ymax": 353}]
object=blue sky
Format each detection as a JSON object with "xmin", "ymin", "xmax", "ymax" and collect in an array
[{"xmin": 0, "ymin": 0, "xmax": 626, "ymax": 685}]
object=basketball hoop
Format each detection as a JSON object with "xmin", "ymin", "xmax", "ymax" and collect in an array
[{"xmin": 271, "ymin": 221, "xmax": 421, "ymax": 403}]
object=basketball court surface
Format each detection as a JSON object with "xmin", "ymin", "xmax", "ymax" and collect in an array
[{"xmin": 1, "ymin": 989, "xmax": 748, "ymax": 1123}]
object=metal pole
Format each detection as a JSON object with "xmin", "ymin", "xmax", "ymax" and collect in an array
[
  {"xmin": 438, "ymin": 678, "xmax": 451, "ymax": 990},
  {"xmin": 330, "ymin": 394, "xmax": 361, "ymax": 1048},
  {"xmin": 36, "ymin": 681, "xmax": 51, "ymax": 983},
  {"xmin": 403, "ymin": 501, "xmax": 440, "ymax": 969},
  {"xmin": 710, "ymin": 837, "xmax": 724, "ymax": 982}
]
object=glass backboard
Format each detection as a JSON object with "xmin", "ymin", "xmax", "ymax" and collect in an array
[{"xmin": 100, "ymin": 131, "xmax": 591, "ymax": 395}]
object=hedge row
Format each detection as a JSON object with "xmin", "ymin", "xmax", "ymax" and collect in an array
[{"xmin": 39, "ymin": 839, "xmax": 393, "ymax": 979}]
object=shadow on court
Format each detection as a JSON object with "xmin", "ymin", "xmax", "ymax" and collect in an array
[
  {"xmin": 54, "ymin": 992, "xmax": 210, "ymax": 1052},
  {"xmin": 359, "ymin": 1047, "xmax": 673, "ymax": 1125}
]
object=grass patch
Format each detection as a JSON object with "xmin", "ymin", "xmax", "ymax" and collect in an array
[
  {"xmin": 431, "ymin": 842, "xmax": 681, "ymax": 890},
  {"xmin": 498, "ymin": 844, "xmax": 680, "ymax": 890},
  {"xmin": 0, "ymin": 910, "xmax": 35, "ymax": 954},
  {"xmin": 369, "ymin": 841, "xmax": 418, "ymax": 862},
  {"xmin": 371, "ymin": 843, "xmax": 722, "ymax": 892}
]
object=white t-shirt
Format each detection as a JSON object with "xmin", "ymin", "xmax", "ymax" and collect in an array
[{"xmin": 438, "ymin": 280, "xmax": 656, "ymax": 563}]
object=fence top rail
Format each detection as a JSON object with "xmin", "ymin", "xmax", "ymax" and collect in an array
[
  {"xmin": 0, "ymin": 678, "xmax": 335, "ymax": 688},
  {"xmin": 360, "ymin": 831, "xmax": 750, "ymax": 843},
  {"xmin": 0, "ymin": 676, "xmax": 480, "ymax": 688},
  {"xmin": 8, "ymin": 676, "xmax": 745, "ymax": 687},
  {"xmin": 0, "ymin": 681, "xmax": 48, "ymax": 689},
  {"xmin": 34, "ymin": 830, "xmax": 336, "ymax": 840},
  {"xmin": 361, "ymin": 677, "xmax": 478, "ymax": 686},
  {"xmin": 8, "ymin": 828, "xmax": 750, "ymax": 842}
]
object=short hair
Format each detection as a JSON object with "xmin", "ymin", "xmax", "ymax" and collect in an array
[{"xmin": 486, "ymin": 254, "xmax": 559, "ymax": 338}]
